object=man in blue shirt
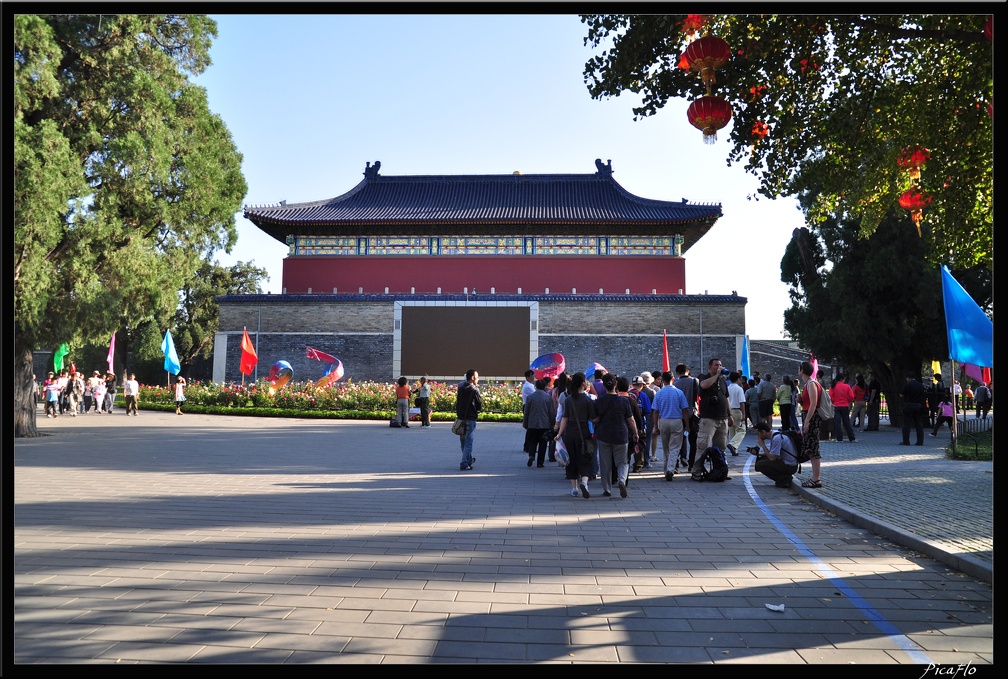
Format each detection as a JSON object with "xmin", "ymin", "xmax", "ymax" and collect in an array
[{"xmin": 650, "ymin": 371, "xmax": 690, "ymax": 481}]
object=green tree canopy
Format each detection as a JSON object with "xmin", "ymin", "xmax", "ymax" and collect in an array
[
  {"xmin": 173, "ymin": 260, "xmax": 269, "ymax": 372},
  {"xmin": 581, "ymin": 14, "xmax": 993, "ymax": 267},
  {"xmin": 14, "ymin": 14, "xmax": 247, "ymax": 437}
]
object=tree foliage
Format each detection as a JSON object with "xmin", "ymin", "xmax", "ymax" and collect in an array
[
  {"xmin": 14, "ymin": 14, "xmax": 247, "ymax": 437},
  {"xmin": 581, "ymin": 14, "xmax": 993, "ymax": 267},
  {"xmin": 780, "ymin": 202, "xmax": 992, "ymax": 419},
  {"xmin": 173, "ymin": 260, "xmax": 268, "ymax": 371}
]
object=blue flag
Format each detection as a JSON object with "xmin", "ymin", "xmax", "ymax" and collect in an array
[
  {"xmin": 739, "ymin": 334, "xmax": 751, "ymax": 379},
  {"xmin": 941, "ymin": 265, "xmax": 992, "ymax": 368},
  {"xmin": 162, "ymin": 329, "xmax": 181, "ymax": 376}
]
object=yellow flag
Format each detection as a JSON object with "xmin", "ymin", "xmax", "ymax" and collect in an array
[{"xmin": 931, "ymin": 360, "xmax": 942, "ymax": 377}]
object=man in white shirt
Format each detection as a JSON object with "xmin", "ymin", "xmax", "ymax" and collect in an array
[
  {"xmin": 520, "ymin": 370, "xmax": 536, "ymax": 405},
  {"xmin": 123, "ymin": 373, "xmax": 140, "ymax": 416},
  {"xmin": 727, "ymin": 371, "xmax": 746, "ymax": 456}
]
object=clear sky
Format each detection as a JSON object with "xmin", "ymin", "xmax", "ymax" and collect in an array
[{"xmin": 195, "ymin": 13, "xmax": 807, "ymax": 341}]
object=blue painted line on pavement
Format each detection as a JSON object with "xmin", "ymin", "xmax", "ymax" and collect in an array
[{"xmin": 742, "ymin": 456, "xmax": 932, "ymax": 664}]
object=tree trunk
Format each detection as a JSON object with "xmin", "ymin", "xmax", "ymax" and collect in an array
[{"xmin": 14, "ymin": 343, "xmax": 40, "ymax": 438}]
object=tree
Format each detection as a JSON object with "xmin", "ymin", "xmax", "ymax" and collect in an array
[
  {"xmin": 14, "ymin": 15, "xmax": 247, "ymax": 437},
  {"xmin": 172, "ymin": 260, "xmax": 268, "ymax": 373},
  {"xmin": 780, "ymin": 202, "xmax": 992, "ymax": 423},
  {"xmin": 581, "ymin": 14, "xmax": 993, "ymax": 266}
]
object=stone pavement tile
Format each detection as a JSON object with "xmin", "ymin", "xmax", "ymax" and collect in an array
[
  {"xmin": 285, "ymin": 650, "xmax": 385, "ymax": 663},
  {"xmin": 92, "ymin": 640, "xmax": 208, "ymax": 662},
  {"xmin": 314, "ymin": 621, "xmax": 404, "ymax": 638},
  {"xmin": 796, "ymin": 647, "xmax": 907, "ymax": 664},
  {"xmin": 283, "ymin": 607, "xmax": 369, "ymax": 624},
  {"xmin": 342, "ymin": 636, "xmax": 440, "ymax": 657},
  {"xmin": 251, "ymin": 631, "xmax": 348, "ymax": 652},
  {"xmin": 147, "ymin": 613, "xmax": 246, "ymax": 630},
  {"xmin": 432, "ymin": 639, "xmax": 528, "ymax": 661},
  {"xmin": 229, "ymin": 616, "xmax": 323, "ymax": 635},
  {"xmin": 12, "ymin": 638, "xmax": 120, "ymax": 662},
  {"xmin": 184, "ymin": 645, "xmax": 296, "ymax": 663},
  {"xmin": 613, "ymin": 644, "xmax": 712, "ymax": 663},
  {"xmin": 483, "ymin": 626, "xmax": 569, "ymax": 644},
  {"xmin": 359, "ymin": 610, "xmax": 451, "ymax": 626},
  {"xmin": 395, "ymin": 623, "xmax": 485, "ymax": 642}
]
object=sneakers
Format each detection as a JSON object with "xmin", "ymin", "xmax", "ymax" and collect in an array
[
  {"xmin": 727, "ymin": 445, "xmax": 738, "ymax": 456},
  {"xmin": 928, "ymin": 432, "xmax": 937, "ymax": 437},
  {"xmin": 570, "ymin": 488, "xmax": 579, "ymax": 497},
  {"xmin": 602, "ymin": 491, "xmax": 611, "ymax": 497},
  {"xmin": 664, "ymin": 472, "xmax": 675, "ymax": 482},
  {"xmin": 618, "ymin": 480, "xmax": 628, "ymax": 498},
  {"xmin": 527, "ymin": 456, "xmax": 534, "ymax": 467},
  {"xmin": 579, "ymin": 482, "xmax": 590, "ymax": 499}
]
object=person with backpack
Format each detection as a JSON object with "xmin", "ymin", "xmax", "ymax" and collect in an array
[
  {"xmin": 797, "ymin": 360, "xmax": 826, "ymax": 488},
  {"xmin": 752, "ymin": 421, "xmax": 801, "ymax": 488}
]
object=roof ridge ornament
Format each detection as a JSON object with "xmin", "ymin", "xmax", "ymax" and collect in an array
[
  {"xmin": 364, "ymin": 160, "xmax": 382, "ymax": 179},
  {"xmin": 594, "ymin": 158, "xmax": 613, "ymax": 177}
]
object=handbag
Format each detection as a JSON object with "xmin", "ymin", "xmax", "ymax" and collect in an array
[{"xmin": 451, "ymin": 418, "xmax": 467, "ymax": 435}]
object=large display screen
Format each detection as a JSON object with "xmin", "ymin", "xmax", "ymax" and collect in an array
[{"xmin": 400, "ymin": 305, "xmax": 532, "ymax": 380}]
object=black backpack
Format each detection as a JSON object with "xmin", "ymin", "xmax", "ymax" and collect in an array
[
  {"xmin": 778, "ymin": 430, "xmax": 809, "ymax": 471},
  {"xmin": 692, "ymin": 445, "xmax": 730, "ymax": 482}
]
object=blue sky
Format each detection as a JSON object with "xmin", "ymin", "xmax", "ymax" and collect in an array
[{"xmin": 195, "ymin": 13, "xmax": 806, "ymax": 341}]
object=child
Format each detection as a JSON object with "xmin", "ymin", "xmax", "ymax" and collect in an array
[
  {"xmin": 175, "ymin": 377, "xmax": 187, "ymax": 415},
  {"xmin": 929, "ymin": 396, "xmax": 956, "ymax": 437}
]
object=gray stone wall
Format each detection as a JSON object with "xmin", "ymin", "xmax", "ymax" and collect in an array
[{"xmin": 216, "ymin": 295, "xmax": 748, "ymax": 384}]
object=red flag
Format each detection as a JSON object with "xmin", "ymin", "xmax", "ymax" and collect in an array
[
  {"xmin": 306, "ymin": 346, "xmax": 338, "ymax": 364},
  {"xmin": 240, "ymin": 328, "xmax": 258, "ymax": 375},
  {"xmin": 662, "ymin": 329, "xmax": 670, "ymax": 373}
]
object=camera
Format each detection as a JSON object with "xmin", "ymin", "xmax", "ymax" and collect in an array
[{"xmin": 747, "ymin": 446, "xmax": 760, "ymax": 455}]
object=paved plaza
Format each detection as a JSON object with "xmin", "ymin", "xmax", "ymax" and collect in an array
[{"xmin": 13, "ymin": 407, "xmax": 992, "ymax": 664}]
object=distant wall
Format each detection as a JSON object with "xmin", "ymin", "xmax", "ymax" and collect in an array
[{"xmin": 214, "ymin": 293, "xmax": 747, "ymax": 384}]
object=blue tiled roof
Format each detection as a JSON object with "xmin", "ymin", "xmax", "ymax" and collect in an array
[{"xmin": 244, "ymin": 161, "xmax": 722, "ymax": 247}]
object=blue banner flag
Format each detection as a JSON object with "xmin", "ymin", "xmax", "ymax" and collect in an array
[
  {"xmin": 739, "ymin": 335, "xmax": 751, "ymax": 379},
  {"xmin": 162, "ymin": 329, "xmax": 181, "ymax": 376},
  {"xmin": 941, "ymin": 266, "xmax": 992, "ymax": 368}
]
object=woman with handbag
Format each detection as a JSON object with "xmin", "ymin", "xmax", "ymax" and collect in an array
[{"xmin": 554, "ymin": 372, "xmax": 597, "ymax": 498}]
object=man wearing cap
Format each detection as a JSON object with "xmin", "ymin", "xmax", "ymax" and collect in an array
[
  {"xmin": 639, "ymin": 372, "xmax": 658, "ymax": 464},
  {"xmin": 103, "ymin": 370, "xmax": 117, "ymax": 413},
  {"xmin": 629, "ymin": 375, "xmax": 652, "ymax": 471}
]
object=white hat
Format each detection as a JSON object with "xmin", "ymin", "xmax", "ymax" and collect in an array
[{"xmin": 640, "ymin": 372, "xmax": 654, "ymax": 384}]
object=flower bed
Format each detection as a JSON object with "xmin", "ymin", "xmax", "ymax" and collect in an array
[{"xmin": 136, "ymin": 378, "xmax": 524, "ymax": 420}]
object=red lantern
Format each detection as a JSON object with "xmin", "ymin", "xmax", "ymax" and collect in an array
[
  {"xmin": 687, "ymin": 95, "xmax": 732, "ymax": 144},
  {"xmin": 899, "ymin": 188, "xmax": 932, "ymax": 235},
  {"xmin": 684, "ymin": 34, "xmax": 731, "ymax": 93},
  {"xmin": 897, "ymin": 145, "xmax": 931, "ymax": 182}
]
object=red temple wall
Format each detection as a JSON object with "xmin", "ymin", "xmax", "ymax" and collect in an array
[{"xmin": 281, "ymin": 256, "xmax": 687, "ymax": 295}]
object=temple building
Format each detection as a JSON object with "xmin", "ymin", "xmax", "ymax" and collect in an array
[{"xmin": 214, "ymin": 160, "xmax": 748, "ymax": 383}]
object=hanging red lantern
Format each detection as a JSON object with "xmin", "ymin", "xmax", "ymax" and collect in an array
[
  {"xmin": 687, "ymin": 95, "xmax": 732, "ymax": 144},
  {"xmin": 897, "ymin": 145, "xmax": 930, "ymax": 182},
  {"xmin": 899, "ymin": 188, "xmax": 932, "ymax": 236},
  {"xmin": 984, "ymin": 16, "xmax": 992, "ymax": 41},
  {"xmin": 684, "ymin": 34, "xmax": 731, "ymax": 93}
]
